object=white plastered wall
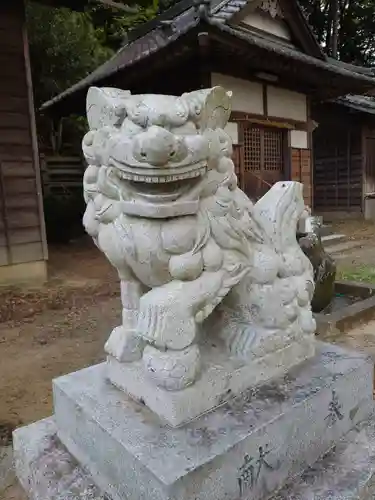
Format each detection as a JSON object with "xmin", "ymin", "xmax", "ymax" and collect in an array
[
  {"xmin": 211, "ymin": 73, "xmax": 264, "ymax": 115},
  {"xmin": 290, "ymin": 130, "xmax": 308, "ymax": 149},
  {"xmin": 267, "ymin": 86, "xmax": 307, "ymax": 122},
  {"xmin": 241, "ymin": 11, "xmax": 292, "ymax": 40}
]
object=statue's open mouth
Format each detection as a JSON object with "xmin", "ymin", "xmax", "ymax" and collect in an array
[{"xmin": 109, "ymin": 158, "xmax": 207, "ymax": 183}]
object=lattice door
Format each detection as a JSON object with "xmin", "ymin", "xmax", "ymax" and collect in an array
[
  {"xmin": 242, "ymin": 124, "xmax": 285, "ymax": 200},
  {"xmin": 232, "ymin": 144, "xmax": 244, "ymax": 190}
]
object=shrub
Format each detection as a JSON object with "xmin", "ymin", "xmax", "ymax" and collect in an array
[{"xmin": 43, "ymin": 191, "xmax": 85, "ymax": 244}]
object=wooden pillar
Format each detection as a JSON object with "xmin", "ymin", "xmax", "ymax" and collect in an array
[{"xmin": 291, "ymin": 148, "xmax": 312, "ymax": 207}]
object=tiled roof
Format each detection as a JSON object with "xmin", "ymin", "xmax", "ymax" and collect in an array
[
  {"xmin": 334, "ymin": 94, "xmax": 375, "ymax": 115},
  {"xmin": 213, "ymin": 21, "xmax": 375, "ymax": 82},
  {"xmin": 211, "ymin": 0, "xmax": 249, "ymax": 23},
  {"xmin": 41, "ymin": 0, "xmax": 375, "ymax": 112},
  {"xmin": 41, "ymin": 4, "xmax": 200, "ymax": 111}
]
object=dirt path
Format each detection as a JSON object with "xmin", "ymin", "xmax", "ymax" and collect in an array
[
  {"xmin": 325, "ymin": 318, "xmax": 375, "ymax": 356},
  {"xmin": 331, "ymin": 219, "xmax": 375, "ymax": 271},
  {"xmin": 0, "ymin": 238, "xmax": 122, "ymax": 499},
  {"xmin": 0, "ymin": 294, "xmax": 121, "ymax": 500},
  {"xmin": 0, "ymin": 296, "xmax": 120, "ymax": 427}
]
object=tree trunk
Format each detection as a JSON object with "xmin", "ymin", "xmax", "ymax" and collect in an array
[{"xmin": 330, "ymin": 0, "xmax": 340, "ymax": 58}]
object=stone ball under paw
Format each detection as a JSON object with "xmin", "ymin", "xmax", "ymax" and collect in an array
[{"xmin": 143, "ymin": 344, "xmax": 201, "ymax": 391}]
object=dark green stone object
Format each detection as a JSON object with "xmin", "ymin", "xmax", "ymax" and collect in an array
[{"xmin": 297, "ymin": 218, "xmax": 337, "ymax": 313}]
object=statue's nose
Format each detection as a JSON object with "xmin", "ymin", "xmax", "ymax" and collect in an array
[{"xmin": 133, "ymin": 126, "xmax": 182, "ymax": 166}]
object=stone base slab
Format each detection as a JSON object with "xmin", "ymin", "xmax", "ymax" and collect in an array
[
  {"xmin": 14, "ymin": 414, "xmax": 375, "ymax": 500},
  {"xmin": 107, "ymin": 336, "xmax": 315, "ymax": 426},
  {"xmin": 13, "ymin": 418, "xmax": 106, "ymax": 500},
  {"xmin": 12, "ymin": 342, "xmax": 375, "ymax": 500},
  {"xmin": 274, "ymin": 416, "xmax": 375, "ymax": 499},
  {"xmin": 36, "ymin": 342, "xmax": 373, "ymax": 500}
]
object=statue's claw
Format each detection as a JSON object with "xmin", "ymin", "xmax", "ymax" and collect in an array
[
  {"xmin": 105, "ymin": 326, "xmax": 145, "ymax": 362},
  {"xmin": 137, "ymin": 289, "xmax": 197, "ymax": 350}
]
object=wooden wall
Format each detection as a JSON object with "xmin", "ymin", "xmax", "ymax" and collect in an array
[
  {"xmin": 312, "ymin": 104, "xmax": 363, "ymax": 213},
  {"xmin": 291, "ymin": 149, "xmax": 312, "ymax": 207},
  {"xmin": 0, "ymin": 1, "xmax": 47, "ymax": 275},
  {"xmin": 363, "ymin": 125, "xmax": 375, "ymax": 198}
]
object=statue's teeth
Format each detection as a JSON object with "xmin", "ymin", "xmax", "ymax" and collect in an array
[{"xmin": 117, "ymin": 167, "xmax": 206, "ymax": 183}]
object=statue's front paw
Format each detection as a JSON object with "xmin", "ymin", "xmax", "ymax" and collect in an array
[
  {"xmin": 105, "ymin": 326, "xmax": 145, "ymax": 362},
  {"xmin": 137, "ymin": 290, "xmax": 196, "ymax": 350}
]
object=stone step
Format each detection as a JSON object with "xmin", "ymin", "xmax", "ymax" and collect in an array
[
  {"xmin": 13, "ymin": 417, "xmax": 105, "ymax": 500},
  {"xmin": 273, "ymin": 415, "xmax": 375, "ymax": 499},
  {"xmin": 321, "ymin": 233, "xmax": 347, "ymax": 247},
  {"xmin": 14, "ymin": 414, "xmax": 375, "ymax": 500},
  {"xmin": 0, "ymin": 445, "xmax": 14, "ymax": 494},
  {"xmin": 319, "ymin": 224, "xmax": 333, "ymax": 237},
  {"xmin": 325, "ymin": 240, "xmax": 364, "ymax": 257}
]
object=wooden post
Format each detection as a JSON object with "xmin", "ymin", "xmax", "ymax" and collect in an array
[
  {"xmin": 0, "ymin": 161, "xmax": 11, "ymax": 265},
  {"xmin": 22, "ymin": 0, "xmax": 48, "ymax": 260}
]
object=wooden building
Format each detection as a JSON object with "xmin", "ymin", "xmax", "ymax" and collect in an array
[
  {"xmin": 313, "ymin": 94, "xmax": 375, "ymax": 217},
  {"xmin": 42, "ymin": 0, "xmax": 375, "ymax": 208},
  {"xmin": 0, "ymin": 0, "xmax": 87, "ymax": 284}
]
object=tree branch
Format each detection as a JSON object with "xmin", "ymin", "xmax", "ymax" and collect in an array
[{"xmin": 93, "ymin": 0, "xmax": 140, "ymax": 14}]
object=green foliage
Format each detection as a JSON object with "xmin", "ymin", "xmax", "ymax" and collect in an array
[
  {"xmin": 299, "ymin": 0, "xmax": 375, "ymax": 65},
  {"xmin": 337, "ymin": 265, "xmax": 375, "ymax": 284},
  {"xmin": 88, "ymin": 1, "xmax": 159, "ymax": 49},
  {"xmin": 26, "ymin": 3, "xmax": 113, "ymax": 107},
  {"xmin": 26, "ymin": 1, "xmax": 165, "ymax": 152},
  {"xmin": 43, "ymin": 191, "xmax": 86, "ymax": 244}
]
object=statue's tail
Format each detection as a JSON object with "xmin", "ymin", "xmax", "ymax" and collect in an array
[{"xmin": 251, "ymin": 182, "xmax": 305, "ymax": 253}]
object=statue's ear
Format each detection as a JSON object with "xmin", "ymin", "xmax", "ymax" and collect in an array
[
  {"xmin": 86, "ymin": 87, "xmax": 131, "ymax": 130},
  {"xmin": 200, "ymin": 86, "xmax": 232, "ymax": 131}
]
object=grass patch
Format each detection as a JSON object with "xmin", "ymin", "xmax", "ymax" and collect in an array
[{"xmin": 338, "ymin": 265, "xmax": 375, "ymax": 284}]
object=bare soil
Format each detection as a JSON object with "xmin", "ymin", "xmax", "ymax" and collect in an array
[
  {"xmin": 331, "ymin": 219, "xmax": 375, "ymax": 270},
  {"xmin": 0, "ymin": 237, "xmax": 121, "ymax": 429},
  {"xmin": 1, "ymin": 220, "xmax": 375, "ymax": 499},
  {"xmin": 0, "ymin": 238, "xmax": 121, "ymax": 500}
]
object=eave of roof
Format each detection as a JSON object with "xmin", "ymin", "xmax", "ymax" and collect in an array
[
  {"xmin": 213, "ymin": 21, "xmax": 375, "ymax": 85},
  {"xmin": 212, "ymin": 0, "xmax": 324, "ymax": 59},
  {"xmin": 41, "ymin": 5, "xmax": 200, "ymax": 111},
  {"xmin": 333, "ymin": 95, "xmax": 375, "ymax": 115},
  {"xmin": 41, "ymin": 0, "xmax": 375, "ymax": 113}
]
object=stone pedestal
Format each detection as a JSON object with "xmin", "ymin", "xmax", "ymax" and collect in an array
[
  {"xmin": 107, "ymin": 335, "xmax": 315, "ymax": 427},
  {"xmin": 14, "ymin": 342, "xmax": 375, "ymax": 500}
]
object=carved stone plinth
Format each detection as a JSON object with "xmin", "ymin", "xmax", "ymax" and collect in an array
[{"xmin": 14, "ymin": 343, "xmax": 375, "ymax": 500}]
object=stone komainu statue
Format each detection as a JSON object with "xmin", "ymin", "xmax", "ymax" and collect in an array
[
  {"xmin": 298, "ymin": 215, "xmax": 337, "ymax": 313},
  {"xmin": 82, "ymin": 86, "xmax": 316, "ymax": 391}
]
